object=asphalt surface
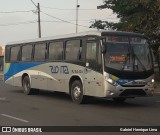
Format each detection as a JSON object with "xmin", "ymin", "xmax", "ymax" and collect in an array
[
  {"xmin": 155, "ymin": 82, "xmax": 160, "ymax": 95},
  {"xmin": 0, "ymin": 80, "xmax": 160, "ymax": 135}
]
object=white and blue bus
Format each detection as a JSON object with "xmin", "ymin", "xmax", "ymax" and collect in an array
[{"xmin": 4, "ymin": 31, "xmax": 154, "ymax": 104}]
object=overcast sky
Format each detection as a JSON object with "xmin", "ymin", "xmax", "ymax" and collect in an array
[{"xmin": 0, "ymin": 0, "xmax": 118, "ymax": 45}]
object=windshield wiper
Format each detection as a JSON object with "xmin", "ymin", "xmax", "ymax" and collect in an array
[
  {"xmin": 122, "ymin": 53, "xmax": 131, "ymax": 70},
  {"xmin": 133, "ymin": 54, "xmax": 146, "ymax": 71},
  {"xmin": 122, "ymin": 53, "xmax": 146, "ymax": 71}
]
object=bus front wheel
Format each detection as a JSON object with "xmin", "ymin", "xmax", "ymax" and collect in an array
[{"xmin": 71, "ymin": 80, "xmax": 85, "ymax": 104}]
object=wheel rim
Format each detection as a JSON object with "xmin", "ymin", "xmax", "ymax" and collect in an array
[
  {"xmin": 24, "ymin": 80, "xmax": 30, "ymax": 92},
  {"xmin": 73, "ymin": 86, "xmax": 81, "ymax": 100}
]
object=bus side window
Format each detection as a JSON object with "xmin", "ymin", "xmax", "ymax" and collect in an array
[
  {"xmin": 10, "ymin": 46, "xmax": 20, "ymax": 62},
  {"xmin": 34, "ymin": 43, "xmax": 46, "ymax": 61},
  {"xmin": 65, "ymin": 40, "xmax": 82, "ymax": 61},
  {"xmin": 86, "ymin": 42, "xmax": 97, "ymax": 70},
  {"xmin": 21, "ymin": 45, "xmax": 32, "ymax": 61},
  {"xmin": 49, "ymin": 41, "xmax": 63, "ymax": 61},
  {"xmin": 5, "ymin": 46, "xmax": 11, "ymax": 62}
]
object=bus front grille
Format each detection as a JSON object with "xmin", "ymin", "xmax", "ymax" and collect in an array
[
  {"xmin": 119, "ymin": 89, "xmax": 146, "ymax": 97},
  {"xmin": 121, "ymin": 85, "xmax": 145, "ymax": 87}
]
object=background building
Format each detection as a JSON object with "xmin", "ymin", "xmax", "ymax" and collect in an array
[{"xmin": 0, "ymin": 46, "xmax": 4, "ymax": 71}]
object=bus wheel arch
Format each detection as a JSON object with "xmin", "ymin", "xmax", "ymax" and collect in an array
[
  {"xmin": 22, "ymin": 75, "xmax": 32, "ymax": 95},
  {"xmin": 69, "ymin": 76, "xmax": 85, "ymax": 104},
  {"xmin": 22, "ymin": 73, "xmax": 30, "ymax": 87},
  {"xmin": 22, "ymin": 73, "xmax": 39, "ymax": 95},
  {"xmin": 69, "ymin": 76, "xmax": 83, "ymax": 94}
]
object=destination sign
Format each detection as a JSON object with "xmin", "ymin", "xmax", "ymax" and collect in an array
[{"xmin": 109, "ymin": 56, "xmax": 125, "ymax": 63}]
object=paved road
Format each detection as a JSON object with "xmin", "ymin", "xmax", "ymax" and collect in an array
[{"xmin": 0, "ymin": 81, "xmax": 160, "ymax": 134}]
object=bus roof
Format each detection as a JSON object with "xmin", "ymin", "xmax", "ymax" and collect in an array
[{"xmin": 6, "ymin": 30, "xmax": 143, "ymax": 45}]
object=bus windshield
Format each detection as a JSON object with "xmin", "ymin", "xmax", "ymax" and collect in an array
[{"xmin": 104, "ymin": 36, "xmax": 153, "ymax": 71}]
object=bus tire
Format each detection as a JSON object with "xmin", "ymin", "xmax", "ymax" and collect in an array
[
  {"xmin": 71, "ymin": 80, "xmax": 85, "ymax": 104},
  {"xmin": 23, "ymin": 76, "xmax": 38, "ymax": 95},
  {"xmin": 113, "ymin": 97, "xmax": 126, "ymax": 102}
]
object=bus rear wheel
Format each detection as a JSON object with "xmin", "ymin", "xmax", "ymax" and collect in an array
[
  {"xmin": 71, "ymin": 80, "xmax": 85, "ymax": 104},
  {"xmin": 23, "ymin": 76, "xmax": 39, "ymax": 95}
]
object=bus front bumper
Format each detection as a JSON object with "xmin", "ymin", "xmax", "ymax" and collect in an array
[{"xmin": 106, "ymin": 84, "xmax": 154, "ymax": 98}]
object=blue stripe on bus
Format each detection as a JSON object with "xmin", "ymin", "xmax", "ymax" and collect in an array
[{"xmin": 4, "ymin": 62, "xmax": 45, "ymax": 81}]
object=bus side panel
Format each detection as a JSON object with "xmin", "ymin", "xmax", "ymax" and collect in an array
[
  {"xmin": 13, "ymin": 75, "xmax": 22, "ymax": 87},
  {"xmin": 29, "ymin": 62, "xmax": 66, "ymax": 92},
  {"xmin": 30, "ymin": 71, "xmax": 40, "ymax": 89},
  {"xmin": 35, "ymin": 62, "xmax": 85, "ymax": 93},
  {"xmin": 21, "ymin": 65, "xmax": 47, "ymax": 90},
  {"xmin": 4, "ymin": 62, "xmax": 45, "ymax": 88},
  {"xmin": 4, "ymin": 62, "xmax": 106, "ymax": 98},
  {"xmin": 5, "ymin": 63, "xmax": 23, "ymax": 87},
  {"xmin": 47, "ymin": 62, "xmax": 80, "ymax": 93},
  {"xmin": 12, "ymin": 63, "xmax": 23, "ymax": 87},
  {"xmin": 84, "ymin": 70, "xmax": 105, "ymax": 97},
  {"xmin": 4, "ymin": 63, "xmax": 14, "ymax": 86},
  {"xmin": 37, "ymin": 63, "xmax": 63, "ymax": 92}
]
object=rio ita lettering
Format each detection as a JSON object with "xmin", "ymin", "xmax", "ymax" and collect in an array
[{"xmin": 50, "ymin": 66, "xmax": 69, "ymax": 74}]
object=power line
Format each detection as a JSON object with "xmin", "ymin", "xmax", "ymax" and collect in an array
[
  {"xmin": 0, "ymin": 10, "xmax": 91, "ymax": 32},
  {"xmin": 0, "ymin": 21, "xmax": 37, "ymax": 26},
  {"xmin": 41, "ymin": 6, "xmax": 98, "ymax": 11},
  {"xmin": 41, "ymin": 20, "xmax": 92, "ymax": 23},
  {"xmin": 0, "ymin": 10, "xmax": 34, "ymax": 13},
  {"xmin": 42, "ymin": 18, "xmax": 117, "ymax": 22},
  {"xmin": 0, "ymin": 10, "xmax": 117, "ymax": 20},
  {"xmin": 41, "ymin": 11, "xmax": 75, "ymax": 24},
  {"xmin": 41, "ymin": 11, "xmax": 89, "ymax": 28},
  {"xmin": 30, "ymin": 0, "xmax": 37, "ymax": 8},
  {"xmin": 0, "ymin": 20, "xmax": 91, "ymax": 27}
]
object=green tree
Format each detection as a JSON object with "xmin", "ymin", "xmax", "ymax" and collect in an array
[{"xmin": 90, "ymin": 0, "xmax": 160, "ymax": 71}]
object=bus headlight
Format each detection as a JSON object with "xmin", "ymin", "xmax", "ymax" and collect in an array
[
  {"xmin": 107, "ymin": 78, "xmax": 118, "ymax": 86},
  {"xmin": 147, "ymin": 79, "xmax": 155, "ymax": 86}
]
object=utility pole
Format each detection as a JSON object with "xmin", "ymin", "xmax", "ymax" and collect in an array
[
  {"xmin": 76, "ymin": 0, "xmax": 80, "ymax": 33},
  {"xmin": 30, "ymin": 0, "xmax": 41, "ymax": 38},
  {"xmin": 37, "ymin": 3, "xmax": 41, "ymax": 38}
]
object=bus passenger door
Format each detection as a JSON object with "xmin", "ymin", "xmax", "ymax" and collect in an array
[{"xmin": 84, "ymin": 41, "xmax": 103, "ymax": 97}]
